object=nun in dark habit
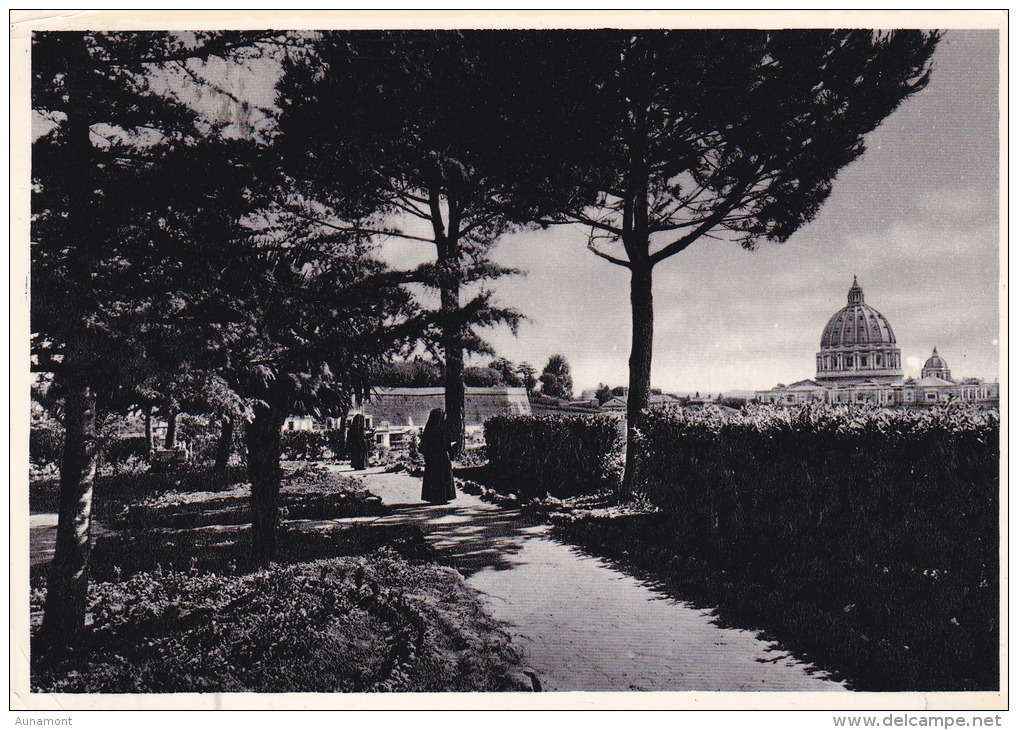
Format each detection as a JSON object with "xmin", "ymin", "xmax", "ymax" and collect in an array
[
  {"xmin": 347, "ymin": 413, "xmax": 370, "ymax": 471},
  {"xmin": 421, "ymin": 408, "xmax": 456, "ymax": 505}
]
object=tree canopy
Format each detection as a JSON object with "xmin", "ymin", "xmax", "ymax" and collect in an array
[
  {"xmin": 540, "ymin": 354, "xmax": 575, "ymax": 400},
  {"xmin": 30, "ymin": 30, "xmax": 292, "ymax": 648},
  {"xmin": 551, "ymin": 30, "xmax": 941, "ymax": 490},
  {"xmin": 274, "ymin": 30, "xmax": 601, "ymax": 450}
]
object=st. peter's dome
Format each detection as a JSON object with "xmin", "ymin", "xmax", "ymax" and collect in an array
[{"xmin": 816, "ymin": 277, "xmax": 903, "ymax": 385}]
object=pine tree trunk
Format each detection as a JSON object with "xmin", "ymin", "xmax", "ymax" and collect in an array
[
  {"xmin": 440, "ymin": 260, "xmax": 466, "ymax": 457},
  {"xmin": 39, "ymin": 376, "xmax": 98, "ymax": 650},
  {"xmin": 144, "ymin": 408, "xmax": 153, "ymax": 454},
  {"xmin": 213, "ymin": 415, "xmax": 234, "ymax": 473},
  {"xmin": 246, "ymin": 404, "xmax": 286, "ymax": 565},
  {"xmin": 623, "ymin": 263, "xmax": 654, "ymax": 495},
  {"xmin": 164, "ymin": 410, "xmax": 178, "ymax": 449},
  {"xmin": 38, "ymin": 33, "xmax": 99, "ymax": 652}
]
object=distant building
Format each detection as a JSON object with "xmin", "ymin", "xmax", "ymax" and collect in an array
[
  {"xmin": 285, "ymin": 386, "xmax": 532, "ymax": 449},
  {"xmin": 601, "ymin": 393, "xmax": 680, "ymax": 415},
  {"xmin": 758, "ymin": 279, "xmax": 998, "ymax": 408},
  {"xmin": 356, "ymin": 385, "xmax": 529, "ymax": 430},
  {"xmin": 283, "ymin": 415, "xmax": 319, "ymax": 432}
]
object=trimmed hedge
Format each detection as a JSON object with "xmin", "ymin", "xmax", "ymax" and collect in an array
[
  {"xmin": 627, "ymin": 404, "xmax": 999, "ymax": 690},
  {"xmin": 484, "ymin": 415, "xmax": 622, "ymax": 498},
  {"xmin": 280, "ymin": 430, "xmax": 327, "ymax": 461},
  {"xmin": 281, "ymin": 429, "xmax": 350, "ymax": 461},
  {"xmin": 34, "ymin": 428, "xmax": 150, "ymax": 471}
]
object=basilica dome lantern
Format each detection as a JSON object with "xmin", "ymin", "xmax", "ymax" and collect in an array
[{"xmin": 815, "ymin": 277, "xmax": 903, "ymax": 385}]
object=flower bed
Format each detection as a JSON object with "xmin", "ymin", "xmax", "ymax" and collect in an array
[{"xmin": 31, "ymin": 463, "xmax": 532, "ymax": 692}]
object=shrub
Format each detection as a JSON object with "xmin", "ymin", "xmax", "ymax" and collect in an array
[
  {"xmin": 103, "ymin": 436, "xmax": 151, "ymax": 466},
  {"xmin": 324, "ymin": 428, "xmax": 347, "ymax": 460},
  {"xmin": 281, "ymin": 430, "xmax": 326, "ymax": 461},
  {"xmin": 370, "ymin": 361, "xmax": 443, "ymax": 387},
  {"xmin": 30, "ymin": 425, "xmax": 64, "ymax": 471},
  {"xmin": 176, "ymin": 414, "xmax": 245, "ymax": 466},
  {"xmin": 624, "ymin": 404, "xmax": 999, "ymax": 690},
  {"xmin": 31, "ymin": 548, "xmax": 528, "ymax": 693},
  {"xmin": 484, "ymin": 415, "xmax": 622, "ymax": 498},
  {"xmin": 463, "ymin": 366, "xmax": 503, "ymax": 387}
]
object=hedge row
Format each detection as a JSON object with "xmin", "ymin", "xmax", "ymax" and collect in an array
[
  {"xmin": 31, "ymin": 427, "xmax": 149, "ymax": 471},
  {"xmin": 630, "ymin": 404, "xmax": 999, "ymax": 690},
  {"xmin": 280, "ymin": 429, "xmax": 349, "ymax": 461},
  {"xmin": 32, "ymin": 423, "xmax": 352, "ymax": 471},
  {"xmin": 484, "ymin": 415, "xmax": 622, "ymax": 498}
]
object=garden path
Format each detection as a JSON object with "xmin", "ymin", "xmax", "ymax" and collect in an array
[{"xmin": 327, "ymin": 465, "xmax": 847, "ymax": 693}]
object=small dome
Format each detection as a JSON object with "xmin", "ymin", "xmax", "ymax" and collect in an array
[
  {"xmin": 820, "ymin": 277, "xmax": 897, "ymax": 348},
  {"xmin": 924, "ymin": 347, "xmax": 947, "ymax": 371},
  {"xmin": 921, "ymin": 346, "xmax": 952, "ymax": 381}
]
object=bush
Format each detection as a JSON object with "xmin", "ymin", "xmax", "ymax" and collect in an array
[
  {"xmin": 371, "ymin": 361, "xmax": 443, "ymax": 387},
  {"xmin": 324, "ymin": 428, "xmax": 347, "ymax": 460},
  {"xmin": 177, "ymin": 414, "xmax": 245, "ymax": 467},
  {"xmin": 30, "ymin": 425, "xmax": 64, "ymax": 471},
  {"xmin": 31, "ymin": 548, "xmax": 528, "ymax": 693},
  {"xmin": 463, "ymin": 366, "xmax": 503, "ymax": 387},
  {"xmin": 103, "ymin": 436, "xmax": 151, "ymax": 466},
  {"xmin": 624, "ymin": 404, "xmax": 999, "ymax": 690},
  {"xmin": 280, "ymin": 430, "xmax": 326, "ymax": 461},
  {"xmin": 484, "ymin": 415, "xmax": 622, "ymax": 498}
]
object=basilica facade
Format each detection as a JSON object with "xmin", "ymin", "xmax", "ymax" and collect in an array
[{"xmin": 757, "ymin": 279, "xmax": 999, "ymax": 408}]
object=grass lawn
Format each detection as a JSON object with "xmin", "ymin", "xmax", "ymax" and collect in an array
[{"xmin": 30, "ymin": 463, "xmax": 529, "ymax": 693}]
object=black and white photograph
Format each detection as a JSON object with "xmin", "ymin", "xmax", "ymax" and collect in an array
[{"xmin": 11, "ymin": 9, "xmax": 1005, "ymax": 714}]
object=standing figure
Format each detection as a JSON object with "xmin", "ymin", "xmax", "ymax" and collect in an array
[
  {"xmin": 347, "ymin": 413, "xmax": 370, "ymax": 471},
  {"xmin": 421, "ymin": 408, "xmax": 456, "ymax": 505}
]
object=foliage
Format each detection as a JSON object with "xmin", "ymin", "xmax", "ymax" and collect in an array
[
  {"xmin": 484, "ymin": 415, "xmax": 622, "ymax": 498},
  {"xmin": 175, "ymin": 414, "xmax": 245, "ymax": 467},
  {"xmin": 539, "ymin": 354, "xmax": 573, "ymax": 399},
  {"xmin": 96, "ymin": 466, "xmax": 389, "ymax": 573},
  {"xmin": 543, "ymin": 30, "xmax": 941, "ymax": 490},
  {"xmin": 593, "ymin": 404, "xmax": 1000, "ymax": 691},
  {"xmin": 31, "ymin": 32, "xmax": 281, "ymax": 412},
  {"xmin": 31, "ymin": 549, "xmax": 527, "ymax": 693},
  {"xmin": 30, "ymin": 425, "xmax": 64, "ymax": 472},
  {"xmin": 275, "ymin": 31, "xmax": 605, "ymax": 447},
  {"xmin": 30, "ymin": 30, "xmax": 296, "ymax": 643},
  {"xmin": 516, "ymin": 362, "xmax": 538, "ymax": 393},
  {"xmin": 538, "ymin": 374, "xmax": 561, "ymax": 398},
  {"xmin": 280, "ymin": 430, "xmax": 328, "ymax": 461},
  {"xmin": 488, "ymin": 358, "xmax": 523, "ymax": 387},
  {"xmin": 463, "ymin": 366, "xmax": 504, "ymax": 387},
  {"xmin": 324, "ymin": 428, "xmax": 348, "ymax": 460},
  {"xmin": 560, "ymin": 31, "xmax": 942, "ymax": 259},
  {"xmin": 370, "ymin": 360, "xmax": 443, "ymax": 387},
  {"xmin": 102, "ymin": 436, "xmax": 151, "ymax": 467}
]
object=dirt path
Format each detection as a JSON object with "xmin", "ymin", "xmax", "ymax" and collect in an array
[{"xmin": 332, "ymin": 466, "xmax": 847, "ymax": 692}]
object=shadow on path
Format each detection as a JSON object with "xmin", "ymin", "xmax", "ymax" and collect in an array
[
  {"xmin": 331, "ymin": 468, "xmax": 535, "ymax": 577},
  {"xmin": 331, "ymin": 465, "xmax": 847, "ymax": 692}
]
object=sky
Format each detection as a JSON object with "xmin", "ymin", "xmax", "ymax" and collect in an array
[{"xmin": 373, "ymin": 29, "xmax": 1000, "ymax": 394}]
